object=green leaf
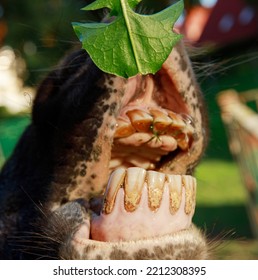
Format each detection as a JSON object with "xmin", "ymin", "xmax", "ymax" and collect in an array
[{"xmin": 72, "ymin": 0, "xmax": 184, "ymax": 78}]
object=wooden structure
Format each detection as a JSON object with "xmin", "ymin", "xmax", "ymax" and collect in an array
[{"xmin": 217, "ymin": 89, "xmax": 258, "ymax": 237}]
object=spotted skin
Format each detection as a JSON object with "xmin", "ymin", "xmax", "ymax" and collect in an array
[
  {"xmin": 0, "ymin": 42, "xmax": 208, "ymax": 259},
  {"xmin": 63, "ymin": 227, "xmax": 208, "ymax": 260}
]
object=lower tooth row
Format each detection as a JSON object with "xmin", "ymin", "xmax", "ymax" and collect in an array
[{"xmin": 103, "ymin": 167, "xmax": 196, "ymax": 215}]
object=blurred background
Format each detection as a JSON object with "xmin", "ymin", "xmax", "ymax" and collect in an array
[{"xmin": 1, "ymin": 0, "xmax": 258, "ymax": 259}]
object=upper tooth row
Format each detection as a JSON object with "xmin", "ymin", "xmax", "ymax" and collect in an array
[
  {"xmin": 114, "ymin": 108, "xmax": 194, "ymax": 139},
  {"xmin": 103, "ymin": 167, "xmax": 196, "ymax": 215}
]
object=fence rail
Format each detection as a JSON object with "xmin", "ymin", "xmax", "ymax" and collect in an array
[{"xmin": 217, "ymin": 89, "xmax": 258, "ymax": 238}]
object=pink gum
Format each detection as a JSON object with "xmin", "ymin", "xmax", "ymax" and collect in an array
[{"xmin": 90, "ymin": 184, "xmax": 194, "ymax": 242}]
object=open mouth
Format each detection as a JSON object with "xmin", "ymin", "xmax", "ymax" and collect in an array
[{"xmin": 67, "ymin": 42, "xmax": 205, "ymax": 246}]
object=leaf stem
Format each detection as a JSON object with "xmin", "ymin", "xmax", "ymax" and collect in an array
[{"xmin": 121, "ymin": 0, "xmax": 141, "ymax": 74}]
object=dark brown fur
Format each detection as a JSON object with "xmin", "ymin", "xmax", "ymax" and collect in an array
[{"xmin": 0, "ymin": 44, "xmax": 209, "ymax": 260}]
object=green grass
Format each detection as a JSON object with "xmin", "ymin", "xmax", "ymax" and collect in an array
[
  {"xmin": 195, "ymin": 159, "xmax": 247, "ymax": 205},
  {"xmin": 0, "ymin": 115, "xmax": 30, "ymax": 166},
  {"xmin": 194, "ymin": 159, "xmax": 258, "ymax": 259},
  {"xmin": 214, "ymin": 240, "xmax": 258, "ymax": 260}
]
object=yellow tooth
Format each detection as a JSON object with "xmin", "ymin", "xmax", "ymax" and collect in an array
[
  {"xmin": 182, "ymin": 175, "xmax": 196, "ymax": 215},
  {"xmin": 167, "ymin": 111, "xmax": 186, "ymax": 131},
  {"xmin": 146, "ymin": 171, "xmax": 165, "ymax": 211},
  {"xmin": 149, "ymin": 109, "xmax": 172, "ymax": 133},
  {"xmin": 166, "ymin": 174, "xmax": 182, "ymax": 214},
  {"xmin": 126, "ymin": 109, "xmax": 153, "ymax": 132},
  {"xmin": 124, "ymin": 167, "xmax": 146, "ymax": 212},
  {"xmin": 103, "ymin": 168, "xmax": 126, "ymax": 214},
  {"xmin": 114, "ymin": 132, "xmax": 153, "ymax": 146},
  {"xmin": 114, "ymin": 119, "xmax": 135, "ymax": 138},
  {"xmin": 176, "ymin": 133, "xmax": 190, "ymax": 151},
  {"xmin": 159, "ymin": 135, "xmax": 178, "ymax": 152}
]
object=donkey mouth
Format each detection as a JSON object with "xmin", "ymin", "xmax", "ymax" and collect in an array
[{"xmin": 79, "ymin": 43, "xmax": 204, "ymax": 243}]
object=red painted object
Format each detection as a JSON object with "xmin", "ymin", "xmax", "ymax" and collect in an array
[{"xmin": 178, "ymin": 0, "xmax": 258, "ymax": 47}]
